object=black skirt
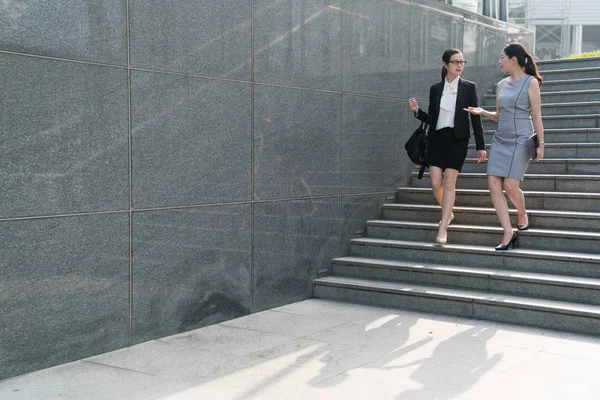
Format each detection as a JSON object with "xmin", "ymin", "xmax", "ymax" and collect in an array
[{"xmin": 426, "ymin": 127, "xmax": 469, "ymax": 172}]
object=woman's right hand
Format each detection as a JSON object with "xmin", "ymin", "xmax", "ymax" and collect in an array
[
  {"xmin": 463, "ymin": 106, "xmax": 485, "ymax": 115},
  {"xmin": 408, "ymin": 97, "xmax": 419, "ymax": 112}
]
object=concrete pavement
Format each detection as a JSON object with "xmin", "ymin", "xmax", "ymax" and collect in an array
[{"xmin": 1, "ymin": 299, "xmax": 599, "ymax": 399}]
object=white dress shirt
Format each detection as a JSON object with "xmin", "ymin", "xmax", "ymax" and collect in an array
[{"xmin": 435, "ymin": 78, "xmax": 459, "ymax": 131}]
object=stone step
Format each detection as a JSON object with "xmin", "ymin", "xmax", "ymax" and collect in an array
[
  {"xmin": 348, "ymin": 237, "xmax": 600, "ymax": 279},
  {"xmin": 331, "ymin": 256, "xmax": 600, "ymax": 305},
  {"xmin": 485, "ymin": 89, "xmax": 600, "ymax": 103},
  {"xmin": 482, "ymin": 114, "xmax": 600, "ymax": 130},
  {"xmin": 487, "ymin": 78, "xmax": 600, "ymax": 94},
  {"xmin": 542, "ymin": 78, "xmax": 600, "ymax": 91},
  {"xmin": 365, "ymin": 220, "xmax": 600, "ymax": 254},
  {"xmin": 461, "ymin": 158, "xmax": 600, "ymax": 175},
  {"xmin": 540, "ymin": 89, "xmax": 600, "ymax": 103},
  {"xmin": 382, "ymin": 203, "xmax": 600, "ymax": 232},
  {"xmin": 467, "ymin": 142, "xmax": 600, "ymax": 158},
  {"xmin": 396, "ymin": 187, "xmax": 600, "ymax": 212},
  {"xmin": 466, "ymin": 142, "xmax": 600, "ymax": 158},
  {"xmin": 483, "ymin": 101, "xmax": 600, "ymax": 115},
  {"xmin": 537, "ymin": 56, "xmax": 600, "ymax": 70},
  {"xmin": 539, "ymin": 66, "xmax": 600, "ymax": 81},
  {"xmin": 411, "ymin": 172, "xmax": 600, "ymax": 193},
  {"xmin": 541, "ymin": 89, "xmax": 600, "ymax": 103},
  {"xmin": 480, "ymin": 128, "xmax": 600, "ymax": 143},
  {"xmin": 313, "ymin": 276, "xmax": 600, "ymax": 335}
]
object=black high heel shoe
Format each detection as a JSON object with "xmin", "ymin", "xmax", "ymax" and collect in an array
[
  {"xmin": 517, "ymin": 215, "xmax": 530, "ymax": 231},
  {"xmin": 495, "ymin": 233, "xmax": 518, "ymax": 251}
]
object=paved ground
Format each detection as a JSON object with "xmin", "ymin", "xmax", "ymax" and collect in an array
[{"xmin": 1, "ymin": 299, "xmax": 599, "ymax": 399}]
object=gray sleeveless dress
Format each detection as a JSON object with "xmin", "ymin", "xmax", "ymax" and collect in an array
[{"xmin": 487, "ymin": 75, "xmax": 534, "ymax": 181}]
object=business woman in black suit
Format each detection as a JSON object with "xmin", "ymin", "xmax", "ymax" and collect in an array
[{"xmin": 408, "ymin": 49, "xmax": 486, "ymax": 244}]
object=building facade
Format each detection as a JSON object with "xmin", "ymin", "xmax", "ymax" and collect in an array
[
  {"xmin": 438, "ymin": 0, "xmax": 510, "ymax": 21},
  {"xmin": 509, "ymin": 0, "xmax": 600, "ymax": 59}
]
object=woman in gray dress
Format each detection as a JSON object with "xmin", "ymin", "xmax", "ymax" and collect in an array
[{"xmin": 465, "ymin": 43, "xmax": 545, "ymax": 250}]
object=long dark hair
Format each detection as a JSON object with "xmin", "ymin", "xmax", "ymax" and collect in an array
[
  {"xmin": 441, "ymin": 49, "xmax": 461, "ymax": 81},
  {"xmin": 503, "ymin": 42, "xmax": 542, "ymax": 87}
]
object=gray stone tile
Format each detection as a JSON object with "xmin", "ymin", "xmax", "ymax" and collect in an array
[
  {"xmin": 0, "ymin": 1, "xmax": 127, "ymax": 65},
  {"xmin": 0, "ymin": 54, "xmax": 129, "ymax": 218},
  {"xmin": 0, "ymin": 214, "xmax": 129, "ymax": 380},
  {"xmin": 86, "ymin": 340, "xmax": 238, "ymax": 382},
  {"xmin": 132, "ymin": 205, "xmax": 252, "ymax": 344},
  {"xmin": 162, "ymin": 324, "xmax": 296, "ymax": 356},
  {"xmin": 303, "ymin": 319, "xmax": 420, "ymax": 352},
  {"xmin": 341, "ymin": 193, "xmax": 390, "ymax": 255},
  {"xmin": 254, "ymin": 0, "xmax": 342, "ymax": 91},
  {"xmin": 342, "ymin": 0, "xmax": 410, "ymax": 98},
  {"xmin": 253, "ymin": 86, "xmax": 341, "ymax": 200},
  {"xmin": 461, "ymin": 25, "xmax": 507, "ymax": 99},
  {"xmin": 460, "ymin": 351, "xmax": 600, "ymax": 400},
  {"xmin": 391, "ymin": 326, "xmax": 532, "ymax": 372},
  {"xmin": 131, "ymin": 71, "xmax": 251, "ymax": 208},
  {"xmin": 451, "ymin": 321, "xmax": 570, "ymax": 352},
  {"xmin": 342, "ymin": 96, "xmax": 407, "ymax": 194},
  {"xmin": 409, "ymin": 10, "xmax": 463, "ymax": 101},
  {"xmin": 508, "ymin": 26, "xmax": 535, "ymax": 56},
  {"xmin": 246, "ymin": 337, "xmax": 387, "ymax": 374},
  {"xmin": 298, "ymin": 361, "xmax": 497, "ymax": 400},
  {"xmin": 253, "ymin": 198, "xmax": 341, "ymax": 311},
  {"xmin": 273, "ymin": 298, "xmax": 402, "ymax": 323},
  {"xmin": 129, "ymin": 0, "xmax": 252, "ymax": 79},
  {"xmin": 221, "ymin": 309, "xmax": 346, "ymax": 337},
  {"xmin": 172, "ymin": 352, "xmax": 337, "ymax": 399},
  {"xmin": 177, "ymin": 336, "xmax": 361, "ymax": 382},
  {"xmin": 296, "ymin": 373, "xmax": 405, "ymax": 399},
  {"xmin": 0, "ymin": 361, "xmax": 193, "ymax": 400},
  {"xmin": 338, "ymin": 330, "xmax": 537, "ymax": 399},
  {"xmin": 542, "ymin": 334, "xmax": 600, "ymax": 361}
]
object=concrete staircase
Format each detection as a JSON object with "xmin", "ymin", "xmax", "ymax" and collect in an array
[{"xmin": 314, "ymin": 57, "xmax": 600, "ymax": 336}]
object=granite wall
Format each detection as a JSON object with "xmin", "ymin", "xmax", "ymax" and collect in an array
[{"xmin": 0, "ymin": 0, "xmax": 532, "ymax": 379}]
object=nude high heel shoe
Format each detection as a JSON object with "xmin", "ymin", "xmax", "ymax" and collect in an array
[{"xmin": 436, "ymin": 232, "xmax": 448, "ymax": 244}]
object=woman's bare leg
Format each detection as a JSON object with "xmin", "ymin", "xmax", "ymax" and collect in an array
[
  {"xmin": 429, "ymin": 166, "xmax": 444, "ymax": 206},
  {"xmin": 438, "ymin": 169, "xmax": 459, "ymax": 240},
  {"xmin": 503, "ymin": 178, "xmax": 528, "ymax": 226},
  {"xmin": 488, "ymin": 175, "xmax": 514, "ymax": 245}
]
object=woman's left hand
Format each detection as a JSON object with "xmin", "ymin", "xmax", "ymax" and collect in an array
[
  {"xmin": 536, "ymin": 145, "xmax": 544, "ymax": 160},
  {"xmin": 476, "ymin": 150, "xmax": 486, "ymax": 163}
]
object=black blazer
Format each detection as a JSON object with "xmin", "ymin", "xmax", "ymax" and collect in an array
[{"xmin": 415, "ymin": 78, "xmax": 485, "ymax": 151}]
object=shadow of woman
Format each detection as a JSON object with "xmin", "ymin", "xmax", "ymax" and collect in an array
[
  {"xmin": 392, "ymin": 326, "xmax": 502, "ymax": 400},
  {"xmin": 307, "ymin": 312, "xmax": 432, "ymax": 388}
]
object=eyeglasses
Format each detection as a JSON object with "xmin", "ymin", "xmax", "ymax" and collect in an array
[{"xmin": 449, "ymin": 60, "xmax": 467, "ymax": 66}]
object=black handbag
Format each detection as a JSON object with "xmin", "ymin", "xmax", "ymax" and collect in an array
[
  {"xmin": 405, "ymin": 120, "xmax": 430, "ymax": 179},
  {"xmin": 528, "ymin": 133, "xmax": 539, "ymax": 160}
]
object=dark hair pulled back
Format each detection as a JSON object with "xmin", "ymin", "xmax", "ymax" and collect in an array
[
  {"xmin": 441, "ymin": 49, "xmax": 461, "ymax": 81},
  {"xmin": 503, "ymin": 42, "xmax": 542, "ymax": 87}
]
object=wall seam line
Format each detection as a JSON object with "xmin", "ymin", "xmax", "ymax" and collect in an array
[{"xmin": 126, "ymin": 0, "xmax": 134, "ymax": 346}]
